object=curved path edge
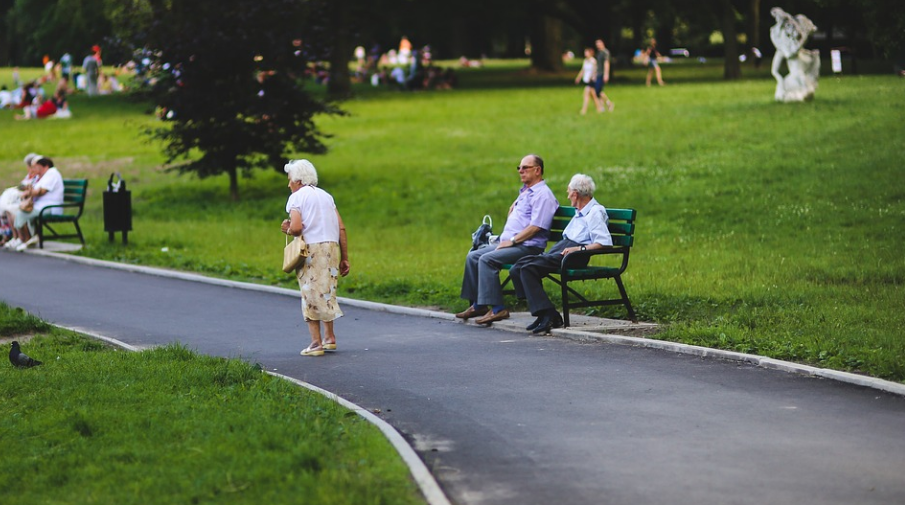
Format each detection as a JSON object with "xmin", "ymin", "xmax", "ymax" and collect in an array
[
  {"xmin": 26, "ymin": 249, "xmax": 905, "ymax": 396},
  {"xmin": 28, "ymin": 247, "xmax": 905, "ymax": 400},
  {"xmin": 48, "ymin": 324, "xmax": 452, "ymax": 505},
  {"xmin": 270, "ymin": 373, "xmax": 452, "ymax": 505}
]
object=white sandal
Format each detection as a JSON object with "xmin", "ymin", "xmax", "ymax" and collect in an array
[{"xmin": 301, "ymin": 343, "xmax": 324, "ymax": 357}]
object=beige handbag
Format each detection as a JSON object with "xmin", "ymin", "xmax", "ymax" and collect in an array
[
  {"xmin": 282, "ymin": 234, "xmax": 308, "ymax": 273},
  {"xmin": 18, "ymin": 195, "xmax": 34, "ymax": 212}
]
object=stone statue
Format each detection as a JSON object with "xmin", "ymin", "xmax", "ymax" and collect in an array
[{"xmin": 770, "ymin": 7, "xmax": 820, "ymax": 102}]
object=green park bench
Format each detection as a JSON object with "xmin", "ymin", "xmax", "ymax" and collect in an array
[
  {"xmin": 501, "ymin": 205, "xmax": 638, "ymax": 327},
  {"xmin": 37, "ymin": 179, "xmax": 88, "ymax": 249}
]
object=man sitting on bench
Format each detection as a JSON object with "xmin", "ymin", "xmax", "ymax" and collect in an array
[
  {"xmin": 509, "ymin": 174, "xmax": 612, "ymax": 334},
  {"xmin": 455, "ymin": 154, "xmax": 559, "ymax": 325}
]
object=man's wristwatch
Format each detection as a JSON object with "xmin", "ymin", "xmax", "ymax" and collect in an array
[{"xmin": 580, "ymin": 245, "xmax": 587, "ymax": 251}]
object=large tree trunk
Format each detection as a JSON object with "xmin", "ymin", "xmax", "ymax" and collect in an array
[
  {"xmin": 657, "ymin": 14, "xmax": 676, "ymax": 52},
  {"xmin": 746, "ymin": 0, "xmax": 761, "ymax": 67},
  {"xmin": 228, "ymin": 166, "xmax": 239, "ymax": 202},
  {"xmin": 720, "ymin": 0, "xmax": 742, "ymax": 80},
  {"xmin": 449, "ymin": 16, "xmax": 468, "ymax": 58},
  {"xmin": 0, "ymin": 4, "xmax": 9, "ymax": 65},
  {"xmin": 529, "ymin": 13, "xmax": 563, "ymax": 72},
  {"xmin": 326, "ymin": 0, "xmax": 352, "ymax": 99},
  {"xmin": 630, "ymin": 2, "xmax": 646, "ymax": 56}
]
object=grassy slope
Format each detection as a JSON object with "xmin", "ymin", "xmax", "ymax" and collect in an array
[
  {"xmin": 1, "ymin": 61, "xmax": 903, "ymax": 381},
  {"xmin": 0, "ymin": 304, "xmax": 423, "ymax": 505}
]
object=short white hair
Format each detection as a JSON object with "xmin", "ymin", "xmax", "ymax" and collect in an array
[
  {"xmin": 568, "ymin": 173, "xmax": 596, "ymax": 197},
  {"xmin": 284, "ymin": 159, "xmax": 318, "ymax": 187},
  {"xmin": 24, "ymin": 153, "xmax": 41, "ymax": 166}
]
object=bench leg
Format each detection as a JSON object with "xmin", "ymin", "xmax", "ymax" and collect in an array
[
  {"xmin": 614, "ymin": 275, "xmax": 637, "ymax": 323},
  {"xmin": 561, "ymin": 277, "xmax": 571, "ymax": 328},
  {"xmin": 74, "ymin": 220, "xmax": 85, "ymax": 244}
]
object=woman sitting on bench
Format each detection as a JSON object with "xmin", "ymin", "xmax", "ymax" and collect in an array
[{"xmin": 12, "ymin": 157, "xmax": 64, "ymax": 251}]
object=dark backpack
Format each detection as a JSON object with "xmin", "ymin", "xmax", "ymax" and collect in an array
[{"xmin": 471, "ymin": 215, "xmax": 493, "ymax": 251}]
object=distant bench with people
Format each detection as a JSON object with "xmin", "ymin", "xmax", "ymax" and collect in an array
[
  {"xmin": 501, "ymin": 205, "xmax": 638, "ymax": 326},
  {"xmin": 37, "ymin": 178, "xmax": 88, "ymax": 248}
]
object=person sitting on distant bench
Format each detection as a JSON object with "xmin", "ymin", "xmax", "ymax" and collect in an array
[
  {"xmin": 455, "ymin": 154, "xmax": 559, "ymax": 325},
  {"xmin": 12, "ymin": 157, "xmax": 64, "ymax": 251},
  {"xmin": 1, "ymin": 153, "xmax": 41, "ymax": 249},
  {"xmin": 508, "ymin": 173, "xmax": 612, "ymax": 334}
]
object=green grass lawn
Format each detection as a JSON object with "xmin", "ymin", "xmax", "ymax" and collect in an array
[
  {"xmin": 1, "ymin": 60, "xmax": 903, "ymax": 382},
  {"xmin": 0, "ymin": 304, "xmax": 423, "ymax": 505}
]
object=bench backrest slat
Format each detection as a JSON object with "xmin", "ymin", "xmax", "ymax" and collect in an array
[
  {"xmin": 607, "ymin": 207, "xmax": 636, "ymax": 248},
  {"xmin": 62, "ymin": 179, "xmax": 88, "ymax": 204},
  {"xmin": 548, "ymin": 205, "xmax": 635, "ymax": 247},
  {"xmin": 548, "ymin": 206, "xmax": 574, "ymax": 242}
]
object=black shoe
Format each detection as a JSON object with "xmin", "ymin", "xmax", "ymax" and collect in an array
[
  {"xmin": 526, "ymin": 316, "xmax": 544, "ymax": 331},
  {"xmin": 532, "ymin": 312, "xmax": 564, "ymax": 334}
]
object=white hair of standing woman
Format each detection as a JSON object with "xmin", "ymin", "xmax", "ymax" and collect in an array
[
  {"xmin": 284, "ymin": 159, "xmax": 319, "ymax": 187},
  {"xmin": 567, "ymin": 173, "xmax": 596, "ymax": 198}
]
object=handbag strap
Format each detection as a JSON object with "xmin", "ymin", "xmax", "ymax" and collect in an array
[{"xmin": 483, "ymin": 214, "xmax": 492, "ymax": 228}]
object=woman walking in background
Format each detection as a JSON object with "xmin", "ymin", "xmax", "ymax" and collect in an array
[
  {"xmin": 644, "ymin": 38, "xmax": 665, "ymax": 86},
  {"xmin": 574, "ymin": 47, "xmax": 602, "ymax": 114},
  {"xmin": 281, "ymin": 159, "xmax": 350, "ymax": 357}
]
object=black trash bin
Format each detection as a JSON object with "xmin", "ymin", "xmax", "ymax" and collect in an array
[{"xmin": 103, "ymin": 173, "xmax": 132, "ymax": 244}]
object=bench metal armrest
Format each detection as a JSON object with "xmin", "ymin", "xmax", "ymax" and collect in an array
[
  {"xmin": 38, "ymin": 201, "xmax": 82, "ymax": 218},
  {"xmin": 562, "ymin": 246, "xmax": 631, "ymax": 273}
]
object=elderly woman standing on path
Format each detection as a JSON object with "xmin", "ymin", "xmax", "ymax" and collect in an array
[{"xmin": 281, "ymin": 159, "xmax": 350, "ymax": 357}]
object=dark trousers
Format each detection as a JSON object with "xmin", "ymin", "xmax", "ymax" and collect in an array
[
  {"xmin": 509, "ymin": 239, "xmax": 585, "ymax": 316},
  {"xmin": 460, "ymin": 243, "xmax": 543, "ymax": 306}
]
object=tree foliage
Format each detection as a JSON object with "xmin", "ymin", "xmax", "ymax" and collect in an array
[
  {"xmin": 137, "ymin": 0, "xmax": 339, "ymax": 200},
  {"xmin": 3, "ymin": 0, "xmax": 903, "ymax": 74},
  {"xmin": 3, "ymin": 0, "xmax": 110, "ymax": 64}
]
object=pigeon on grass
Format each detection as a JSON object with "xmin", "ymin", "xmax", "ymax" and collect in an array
[{"xmin": 9, "ymin": 341, "xmax": 43, "ymax": 368}]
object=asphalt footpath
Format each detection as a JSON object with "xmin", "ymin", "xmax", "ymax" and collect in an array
[{"xmin": 2, "ymin": 249, "xmax": 904, "ymax": 505}]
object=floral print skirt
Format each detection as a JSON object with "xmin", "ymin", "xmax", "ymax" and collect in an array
[{"xmin": 296, "ymin": 241, "xmax": 344, "ymax": 322}]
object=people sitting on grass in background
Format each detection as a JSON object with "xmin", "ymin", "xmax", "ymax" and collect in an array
[
  {"xmin": 60, "ymin": 52, "xmax": 73, "ymax": 79},
  {"xmin": 370, "ymin": 67, "xmax": 389, "ymax": 86},
  {"xmin": 55, "ymin": 76, "xmax": 73, "ymax": 97},
  {"xmin": 14, "ymin": 91, "xmax": 69, "ymax": 120},
  {"xmin": 423, "ymin": 66, "xmax": 457, "ymax": 90},
  {"xmin": 390, "ymin": 66, "xmax": 407, "ymax": 89},
  {"xmin": 459, "ymin": 56, "xmax": 483, "ymax": 68},
  {"xmin": 379, "ymin": 64, "xmax": 455, "ymax": 91},
  {"xmin": 98, "ymin": 72, "xmax": 113, "ymax": 94},
  {"xmin": 50, "ymin": 91, "xmax": 71, "ymax": 118},
  {"xmin": 14, "ymin": 94, "xmax": 43, "ymax": 120},
  {"xmin": 13, "ymin": 81, "xmax": 39, "ymax": 109},
  {"xmin": 0, "ymin": 85, "xmax": 12, "ymax": 108},
  {"xmin": 97, "ymin": 72, "xmax": 125, "ymax": 95},
  {"xmin": 443, "ymin": 67, "xmax": 458, "ymax": 88},
  {"xmin": 33, "ymin": 94, "xmax": 57, "ymax": 118},
  {"xmin": 74, "ymin": 71, "xmax": 86, "ymax": 91}
]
